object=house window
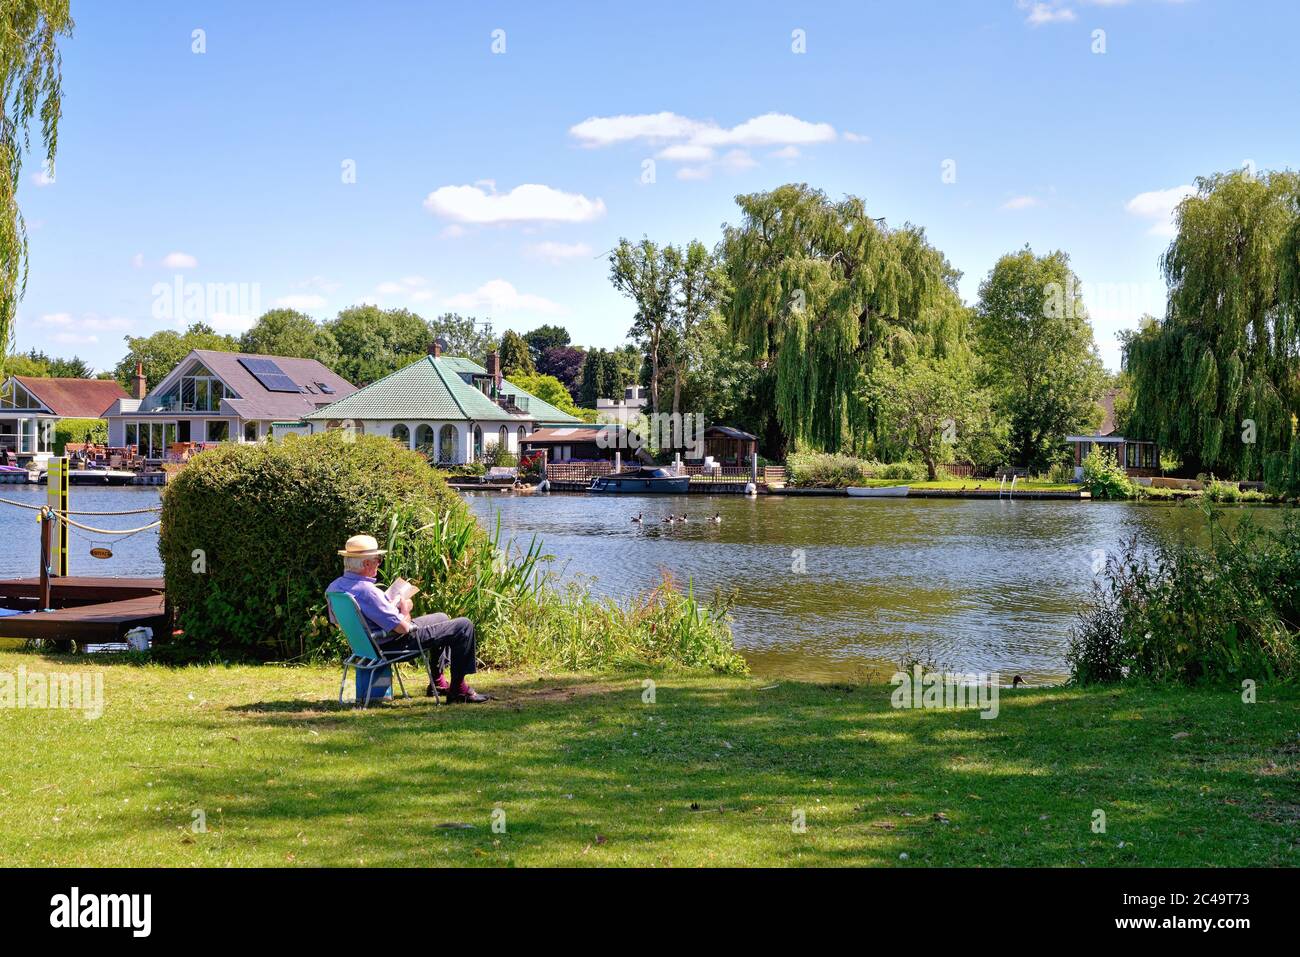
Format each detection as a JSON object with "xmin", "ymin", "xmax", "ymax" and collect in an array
[
  {"xmin": 128, "ymin": 421, "xmax": 177, "ymax": 458},
  {"xmin": 498, "ymin": 425, "xmax": 508, "ymax": 449},
  {"xmin": 244, "ymin": 421, "xmax": 259, "ymax": 442},
  {"xmin": 207, "ymin": 421, "xmax": 230, "ymax": 443},
  {"xmin": 391, "ymin": 423, "xmax": 410, "ymax": 445},
  {"xmin": 473, "ymin": 426, "xmax": 483, "ymax": 460},
  {"xmin": 415, "ymin": 424, "xmax": 434, "ymax": 451},
  {"xmin": 517, "ymin": 426, "xmax": 526, "ymax": 449},
  {"xmin": 438, "ymin": 424, "xmax": 456, "ymax": 463}
]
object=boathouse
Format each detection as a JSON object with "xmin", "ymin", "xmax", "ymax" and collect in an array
[{"xmin": 1065, "ymin": 389, "xmax": 1159, "ymax": 479}]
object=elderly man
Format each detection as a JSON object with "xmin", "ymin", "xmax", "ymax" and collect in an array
[{"xmin": 326, "ymin": 534, "xmax": 488, "ymax": 703}]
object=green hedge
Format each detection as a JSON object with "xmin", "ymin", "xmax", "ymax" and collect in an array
[
  {"xmin": 159, "ymin": 432, "xmax": 464, "ymax": 660},
  {"xmin": 53, "ymin": 418, "xmax": 107, "ymax": 455}
]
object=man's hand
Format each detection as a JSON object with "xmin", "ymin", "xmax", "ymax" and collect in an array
[{"xmin": 399, "ymin": 597, "xmax": 413, "ymax": 616}]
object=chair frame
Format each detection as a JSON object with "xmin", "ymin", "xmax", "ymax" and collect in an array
[{"xmin": 326, "ymin": 591, "xmax": 439, "ymax": 708}]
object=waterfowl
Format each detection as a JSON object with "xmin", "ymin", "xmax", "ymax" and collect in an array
[
  {"xmin": 631, "ymin": 513, "xmax": 643, "ymax": 523},
  {"xmin": 678, "ymin": 514, "xmax": 689, "ymax": 523},
  {"xmin": 663, "ymin": 515, "xmax": 676, "ymax": 524},
  {"xmin": 710, "ymin": 513, "xmax": 722, "ymax": 524}
]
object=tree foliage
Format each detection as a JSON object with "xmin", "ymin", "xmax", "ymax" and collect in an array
[
  {"xmin": 239, "ymin": 308, "xmax": 339, "ymax": 366},
  {"xmin": 0, "ymin": 0, "xmax": 71, "ymax": 370},
  {"xmin": 523, "ymin": 324, "xmax": 570, "ymax": 365},
  {"xmin": 326, "ymin": 305, "xmax": 430, "ymax": 386},
  {"xmin": 868, "ymin": 354, "xmax": 987, "ymax": 480},
  {"xmin": 428, "ymin": 312, "xmax": 495, "ymax": 361},
  {"xmin": 719, "ymin": 184, "xmax": 965, "ymax": 456},
  {"xmin": 1124, "ymin": 169, "xmax": 1300, "ymax": 480},
  {"xmin": 975, "ymin": 247, "xmax": 1106, "ymax": 470},
  {"xmin": 114, "ymin": 323, "xmax": 239, "ymax": 390},
  {"xmin": 498, "ymin": 329, "xmax": 535, "ymax": 377}
]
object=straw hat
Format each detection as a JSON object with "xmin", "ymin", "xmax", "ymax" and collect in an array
[{"xmin": 338, "ymin": 533, "xmax": 386, "ymax": 558}]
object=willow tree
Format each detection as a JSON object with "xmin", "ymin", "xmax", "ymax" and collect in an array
[
  {"xmin": 720, "ymin": 183, "xmax": 963, "ymax": 456},
  {"xmin": 1124, "ymin": 169, "xmax": 1300, "ymax": 480},
  {"xmin": 1, "ymin": 1, "xmax": 72, "ymax": 368}
]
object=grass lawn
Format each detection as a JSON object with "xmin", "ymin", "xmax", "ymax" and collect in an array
[
  {"xmin": 1, "ymin": 649, "xmax": 1296, "ymax": 866},
  {"xmin": 850, "ymin": 478, "xmax": 1082, "ymax": 492}
]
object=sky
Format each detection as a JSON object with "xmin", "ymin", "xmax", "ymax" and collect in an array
[{"xmin": 12, "ymin": 0, "xmax": 1300, "ymax": 373}]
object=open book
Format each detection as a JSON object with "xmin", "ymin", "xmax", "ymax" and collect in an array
[{"xmin": 385, "ymin": 577, "xmax": 419, "ymax": 603}]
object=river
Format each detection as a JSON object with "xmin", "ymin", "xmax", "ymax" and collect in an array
[{"xmin": 0, "ymin": 483, "xmax": 1280, "ymax": 680}]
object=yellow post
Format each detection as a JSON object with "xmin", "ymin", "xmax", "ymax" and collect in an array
[{"xmin": 46, "ymin": 455, "xmax": 69, "ymax": 576}]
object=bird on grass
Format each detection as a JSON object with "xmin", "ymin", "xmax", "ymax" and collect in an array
[{"xmin": 1011, "ymin": 675, "xmax": 1026, "ymax": 688}]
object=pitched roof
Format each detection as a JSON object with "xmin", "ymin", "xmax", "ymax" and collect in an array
[
  {"xmin": 528, "ymin": 426, "xmax": 621, "ymax": 443},
  {"xmin": 181, "ymin": 350, "xmax": 357, "ymax": 420},
  {"xmin": 304, "ymin": 354, "xmax": 580, "ymax": 424},
  {"xmin": 1098, "ymin": 390, "xmax": 1118, "ymax": 436},
  {"xmin": 13, "ymin": 376, "xmax": 129, "ymax": 418}
]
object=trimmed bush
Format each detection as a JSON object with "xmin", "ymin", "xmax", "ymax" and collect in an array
[
  {"xmin": 53, "ymin": 417, "xmax": 107, "ymax": 454},
  {"xmin": 160, "ymin": 432, "xmax": 464, "ymax": 660}
]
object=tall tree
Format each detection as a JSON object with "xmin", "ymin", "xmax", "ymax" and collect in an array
[
  {"xmin": 498, "ymin": 329, "xmax": 535, "ymax": 377},
  {"xmin": 975, "ymin": 247, "xmax": 1106, "ymax": 470},
  {"xmin": 1124, "ymin": 169, "xmax": 1300, "ymax": 480},
  {"xmin": 610, "ymin": 238, "xmax": 674, "ymax": 416},
  {"xmin": 327, "ymin": 305, "xmax": 430, "ymax": 385},
  {"xmin": 720, "ymin": 184, "xmax": 962, "ymax": 456},
  {"xmin": 1, "ymin": 1, "xmax": 73, "ymax": 370},
  {"xmin": 239, "ymin": 308, "xmax": 339, "ymax": 366},
  {"xmin": 114, "ymin": 323, "xmax": 239, "ymax": 390},
  {"xmin": 537, "ymin": 345, "xmax": 584, "ymax": 397},
  {"xmin": 579, "ymin": 348, "xmax": 620, "ymax": 407},
  {"xmin": 428, "ymin": 312, "xmax": 495, "ymax": 361},
  {"xmin": 523, "ymin": 324, "xmax": 570, "ymax": 366},
  {"xmin": 662, "ymin": 239, "xmax": 722, "ymax": 417},
  {"xmin": 868, "ymin": 353, "xmax": 987, "ymax": 481}
]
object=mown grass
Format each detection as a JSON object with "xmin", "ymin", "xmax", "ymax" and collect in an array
[
  {"xmin": 855, "ymin": 478, "xmax": 1082, "ymax": 492},
  {"xmin": 1, "ymin": 649, "xmax": 1295, "ymax": 867}
]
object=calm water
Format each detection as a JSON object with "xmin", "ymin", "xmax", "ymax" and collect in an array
[
  {"xmin": 465, "ymin": 491, "xmax": 1285, "ymax": 681},
  {"xmin": 1, "ymin": 484, "xmax": 1281, "ymax": 681}
]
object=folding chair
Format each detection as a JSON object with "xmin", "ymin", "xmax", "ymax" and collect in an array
[{"xmin": 326, "ymin": 591, "xmax": 438, "ymax": 708}]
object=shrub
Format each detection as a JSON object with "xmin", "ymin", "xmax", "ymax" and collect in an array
[
  {"xmin": 1203, "ymin": 477, "xmax": 1242, "ymax": 502},
  {"xmin": 1068, "ymin": 508, "xmax": 1300, "ymax": 685},
  {"xmin": 876, "ymin": 460, "xmax": 927, "ymax": 481},
  {"xmin": 53, "ymin": 417, "xmax": 107, "ymax": 454},
  {"xmin": 786, "ymin": 451, "xmax": 872, "ymax": 487},
  {"xmin": 160, "ymin": 432, "xmax": 466, "ymax": 661},
  {"xmin": 1047, "ymin": 459, "xmax": 1077, "ymax": 485},
  {"xmin": 1081, "ymin": 446, "xmax": 1133, "ymax": 500}
]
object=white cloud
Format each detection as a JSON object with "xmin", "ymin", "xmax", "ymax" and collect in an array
[
  {"xmin": 443, "ymin": 279, "xmax": 566, "ymax": 316},
  {"xmin": 1001, "ymin": 195, "xmax": 1042, "ymax": 210},
  {"xmin": 39, "ymin": 311, "xmax": 132, "ymax": 345},
  {"xmin": 1020, "ymin": 1, "xmax": 1078, "ymax": 25},
  {"xmin": 294, "ymin": 275, "xmax": 341, "ymax": 294},
  {"xmin": 423, "ymin": 182, "xmax": 605, "ymax": 224},
  {"xmin": 569, "ymin": 112, "xmax": 708, "ymax": 147},
  {"xmin": 571, "ymin": 111, "xmax": 838, "ymax": 177},
  {"xmin": 31, "ymin": 165, "xmax": 55, "ymax": 187},
  {"xmin": 1125, "ymin": 184, "xmax": 1195, "ymax": 236},
  {"xmin": 162, "ymin": 251, "xmax": 198, "ymax": 269},
  {"xmin": 271, "ymin": 294, "xmax": 329, "ymax": 310},
  {"xmin": 374, "ymin": 276, "xmax": 434, "ymax": 302},
  {"xmin": 843, "ymin": 131, "xmax": 871, "ymax": 143},
  {"xmin": 527, "ymin": 241, "xmax": 594, "ymax": 263},
  {"xmin": 131, "ymin": 253, "xmax": 145, "ymax": 268}
]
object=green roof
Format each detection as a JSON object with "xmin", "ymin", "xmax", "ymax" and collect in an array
[{"xmin": 304, "ymin": 355, "xmax": 580, "ymax": 424}]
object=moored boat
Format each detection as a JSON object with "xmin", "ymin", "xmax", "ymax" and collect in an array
[
  {"xmin": 846, "ymin": 485, "xmax": 910, "ymax": 497},
  {"xmin": 589, "ymin": 467, "xmax": 690, "ymax": 494}
]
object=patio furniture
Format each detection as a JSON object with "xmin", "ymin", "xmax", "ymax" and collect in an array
[{"xmin": 326, "ymin": 591, "xmax": 438, "ymax": 708}]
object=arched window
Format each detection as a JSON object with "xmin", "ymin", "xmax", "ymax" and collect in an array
[
  {"xmin": 415, "ymin": 424, "xmax": 434, "ymax": 450},
  {"xmin": 517, "ymin": 426, "xmax": 527, "ymax": 450},
  {"xmin": 499, "ymin": 425, "xmax": 509, "ymax": 450},
  {"xmin": 391, "ymin": 423, "xmax": 410, "ymax": 445},
  {"xmin": 473, "ymin": 425, "xmax": 483, "ymax": 460},
  {"xmin": 438, "ymin": 424, "xmax": 455, "ymax": 463}
]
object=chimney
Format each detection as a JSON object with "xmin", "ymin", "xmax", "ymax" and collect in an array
[
  {"xmin": 488, "ymin": 349, "xmax": 501, "ymax": 392},
  {"xmin": 132, "ymin": 361, "xmax": 148, "ymax": 400},
  {"xmin": 428, "ymin": 338, "xmax": 443, "ymax": 358}
]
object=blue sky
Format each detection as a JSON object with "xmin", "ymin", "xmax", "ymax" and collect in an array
[{"xmin": 13, "ymin": 0, "xmax": 1299, "ymax": 373}]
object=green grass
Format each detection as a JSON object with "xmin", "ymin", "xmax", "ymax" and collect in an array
[
  {"xmin": 1, "ymin": 649, "xmax": 1296, "ymax": 866},
  {"xmin": 854, "ymin": 478, "xmax": 1082, "ymax": 492}
]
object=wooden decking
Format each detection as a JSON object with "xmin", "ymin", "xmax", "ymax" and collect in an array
[{"xmin": 0, "ymin": 576, "xmax": 168, "ymax": 644}]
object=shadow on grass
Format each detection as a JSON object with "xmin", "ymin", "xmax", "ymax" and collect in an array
[{"xmin": 105, "ymin": 674, "xmax": 1300, "ymax": 867}]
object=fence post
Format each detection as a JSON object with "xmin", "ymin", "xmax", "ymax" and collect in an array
[{"xmin": 751, "ymin": 451, "xmax": 758, "ymax": 486}]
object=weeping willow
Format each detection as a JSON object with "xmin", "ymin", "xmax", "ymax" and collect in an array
[
  {"xmin": 1124, "ymin": 170, "xmax": 1300, "ymax": 482},
  {"xmin": 720, "ymin": 183, "xmax": 965, "ymax": 454},
  {"xmin": 1, "ymin": 0, "xmax": 72, "ymax": 370}
]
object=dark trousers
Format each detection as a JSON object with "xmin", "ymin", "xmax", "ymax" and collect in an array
[{"xmin": 381, "ymin": 613, "xmax": 476, "ymax": 678}]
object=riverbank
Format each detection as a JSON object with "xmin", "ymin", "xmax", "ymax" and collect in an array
[{"xmin": 2, "ymin": 649, "xmax": 1295, "ymax": 867}]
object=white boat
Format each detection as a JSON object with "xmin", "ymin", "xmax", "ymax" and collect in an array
[{"xmin": 847, "ymin": 485, "xmax": 910, "ymax": 497}]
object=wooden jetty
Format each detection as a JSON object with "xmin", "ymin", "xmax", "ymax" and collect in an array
[{"xmin": 0, "ymin": 576, "xmax": 168, "ymax": 645}]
